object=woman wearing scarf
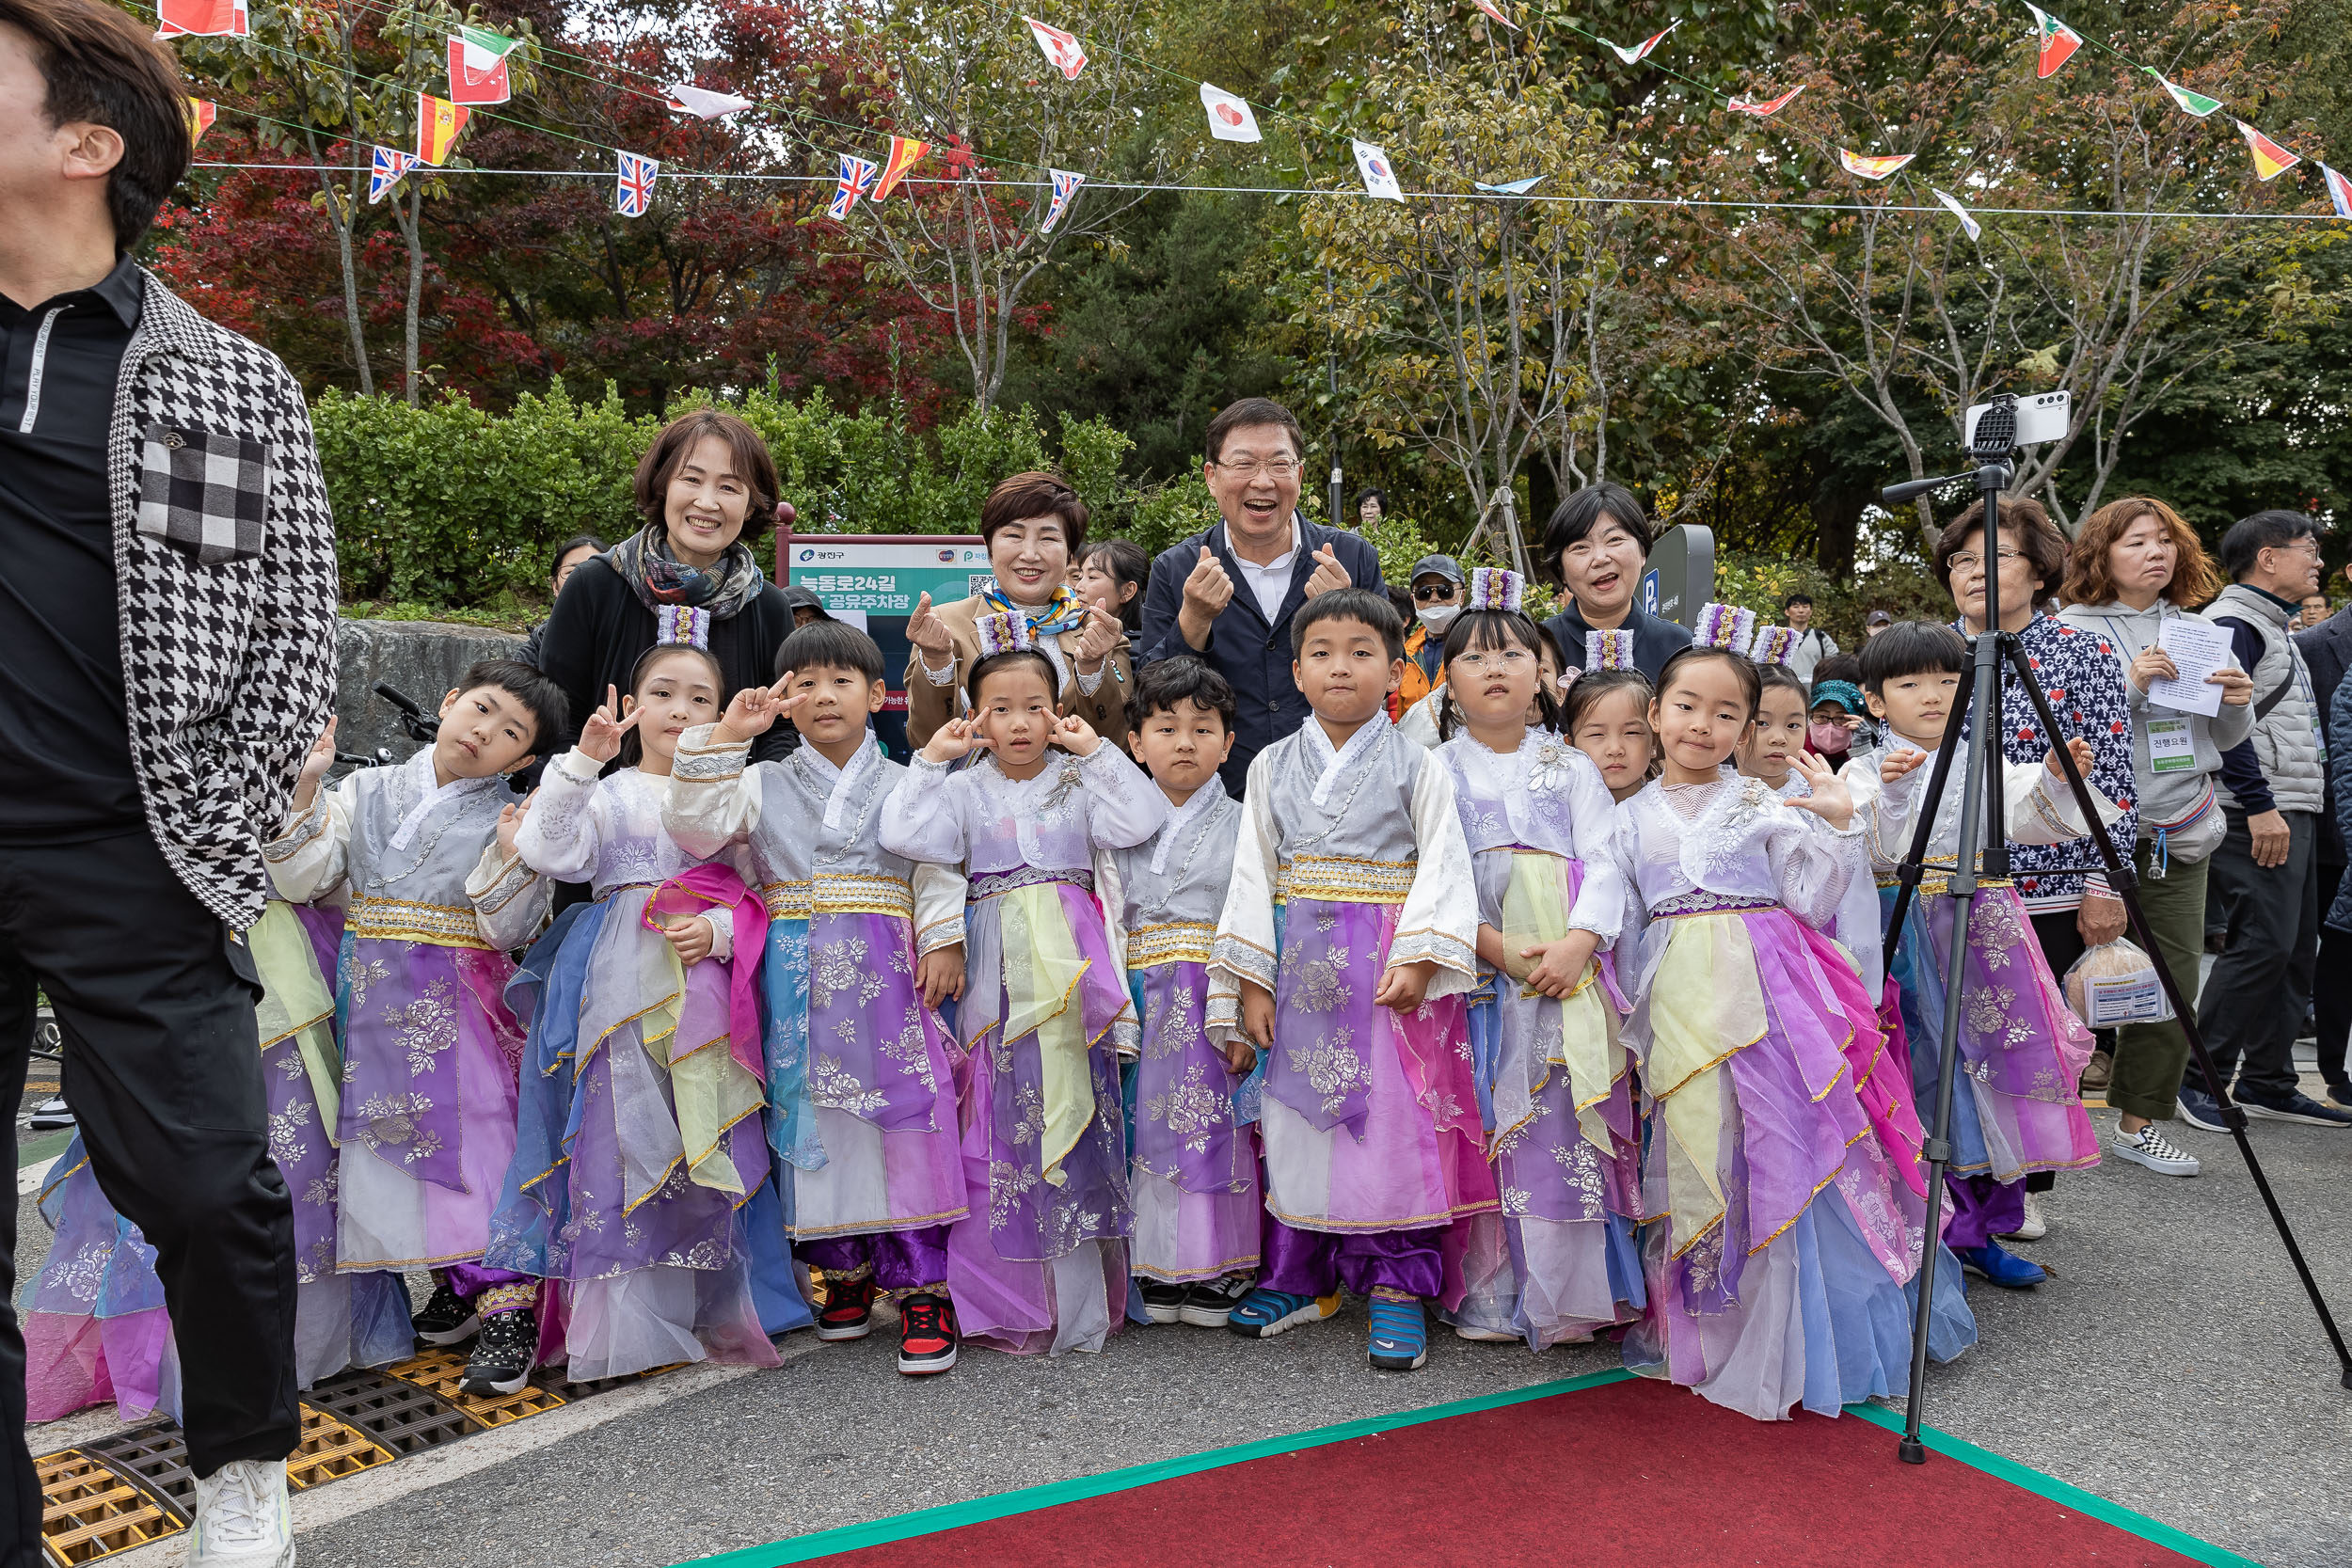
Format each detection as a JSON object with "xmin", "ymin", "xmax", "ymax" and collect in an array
[
  {"xmin": 902, "ymin": 470, "xmax": 1132, "ymax": 750},
  {"xmin": 534, "ymin": 410, "xmax": 800, "ymax": 762}
]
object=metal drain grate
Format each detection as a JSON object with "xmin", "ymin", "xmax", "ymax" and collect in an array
[
  {"xmin": 80, "ymin": 1423, "xmax": 194, "ymax": 1515},
  {"xmin": 36, "ymin": 1450, "xmax": 183, "ymax": 1565},
  {"xmin": 382, "ymin": 1349, "xmax": 566, "ymax": 1428},
  {"xmin": 304, "ymin": 1367, "xmax": 484, "ymax": 1455},
  {"xmin": 288, "ymin": 1404, "xmax": 394, "ymax": 1490}
]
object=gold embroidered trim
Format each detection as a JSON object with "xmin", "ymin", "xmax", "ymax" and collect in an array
[
  {"xmin": 346, "ymin": 896, "xmax": 493, "ymax": 951},
  {"xmin": 762, "ymin": 880, "xmax": 814, "ymax": 920},
  {"xmin": 1276, "ymin": 853, "xmax": 1418, "ymax": 907},
  {"xmin": 814, "ymin": 871, "xmax": 914, "ymax": 919},
  {"xmin": 1126, "ymin": 921, "xmax": 1217, "ymax": 969}
]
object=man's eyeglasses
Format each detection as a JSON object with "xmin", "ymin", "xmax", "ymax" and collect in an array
[
  {"xmin": 1413, "ymin": 584, "xmax": 1458, "ymax": 602},
  {"xmin": 1212, "ymin": 457, "xmax": 1302, "ymax": 479}
]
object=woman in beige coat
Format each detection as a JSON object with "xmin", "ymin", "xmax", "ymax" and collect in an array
[{"xmin": 903, "ymin": 470, "xmax": 1133, "ymax": 750}]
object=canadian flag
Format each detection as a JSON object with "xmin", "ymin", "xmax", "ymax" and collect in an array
[
  {"xmin": 155, "ymin": 0, "xmax": 246, "ymax": 38},
  {"xmin": 1200, "ymin": 83, "xmax": 1261, "ymax": 143},
  {"xmin": 1024, "ymin": 16, "xmax": 1087, "ymax": 80}
]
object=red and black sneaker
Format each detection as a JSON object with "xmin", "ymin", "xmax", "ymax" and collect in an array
[
  {"xmin": 897, "ymin": 1291, "xmax": 959, "ymax": 1375},
  {"xmin": 817, "ymin": 1274, "xmax": 876, "ymax": 1341}
]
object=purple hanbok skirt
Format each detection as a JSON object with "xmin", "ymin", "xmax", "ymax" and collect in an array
[{"xmin": 1127, "ymin": 958, "xmax": 1261, "ymax": 1283}]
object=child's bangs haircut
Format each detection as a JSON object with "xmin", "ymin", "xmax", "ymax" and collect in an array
[
  {"xmin": 1561, "ymin": 668, "xmax": 1652, "ymax": 732},
  {"xmin": 1754, "ymin": 663, "xmax": 1810, "ymax": 706},
  {"xmin": 1656, "ymin": 646, "xmax": 1763, "ymax": 721},
  {"xmin": 777, "ymin": 618, "xmax": 884, "ymax": 684},
  {"xmin": 1079, "ymin": 538, "xmax": 1152, "ymax": 632},
  {"xmin": 1126, "ymin": 655, "xmax": 1236, "ymax": 735},
  {"xmin": 1438, "ymin": 609, "xmax": 1561, "ymax": 739},
  {"xmin": 1858, "ymin": 621, "xmax": 1968, "ymax": 691},
  {"xmin": 967, "ymin": 648, "xmax": 1061, "ymax": 706},
  {"xmin": 1292, "ymin": 586, "xmax": 1406, "ymax": 661},
  {"xmin": 457, "ymin": 657, "xmax": 568, "ymax": 755},
  {"xmin": 628, "ymin": 641, "xmax": 727, "ymax": 699}
]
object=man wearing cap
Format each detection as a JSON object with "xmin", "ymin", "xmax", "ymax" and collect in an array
[
  {"xmin": 1391, "ymin": 555, "xmax": 1464, "ymax": 721},
  {"xmin": 1864, "ymin": 609, "xmax": 1894, "ymax": 637}
]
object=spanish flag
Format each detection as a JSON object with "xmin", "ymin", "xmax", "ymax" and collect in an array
[
  {"xmin": 1838, "ymin": 149, "xmax": 1915, "ymax": 181},
  {"xmin": 185, "ymin": 98, "xmax": 216, "ymax": 145},
  {"xmin": 874, "ymin": 135, "xmax": 929, "ymax": 199},
  {"xmin": 2233, "ymin": 119, "xmax": 2300, "ymax": 182},
  {"xmin": 416, "ymin": 92, "xmax": 469, "ymax": 166}
]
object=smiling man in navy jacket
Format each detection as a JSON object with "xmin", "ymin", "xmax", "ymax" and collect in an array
[{"xmin": 1136, "ymin": 398, "xmax": 1385, "ymax": 794}]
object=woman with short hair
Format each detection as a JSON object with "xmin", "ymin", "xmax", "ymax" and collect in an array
[{"xmin": 902, "ymin": 470, "xmax": 1132, "ymax": 749}]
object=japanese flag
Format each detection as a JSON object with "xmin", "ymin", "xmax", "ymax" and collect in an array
[
  {"xmin": 1200, "ymin": 83, "xmax": 1261, "ymax": 143},
  {"xmin": 1025, "ymin": 16, "xmax": 1087, "ymax": 80},
  {"xmin": 1353, "ymin": 140, "xmax": 1404, "ymax": 202}
]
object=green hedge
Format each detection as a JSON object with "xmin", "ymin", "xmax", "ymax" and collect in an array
[{"xmin": 315, "ymin": 382, "xmax": 1222, "ymax": 613}]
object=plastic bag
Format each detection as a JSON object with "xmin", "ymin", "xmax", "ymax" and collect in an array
[{"xmin": 2061, "ymin": 938, "xmax": 2173, "ymax": 1030}]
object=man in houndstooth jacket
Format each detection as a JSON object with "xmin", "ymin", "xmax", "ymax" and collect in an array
[{"xmin": 1, "ymin": 3, "xmax": 335, "ymax": 1562}]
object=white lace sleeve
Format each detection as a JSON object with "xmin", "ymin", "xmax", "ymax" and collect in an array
[
  {"xmin": 262, "ymin": 774, "xmax": 357, "ymax": 902},
  {"xmin": 1762, "ymin": 800, "xmax": 1862, "ymax": 932},
  {"xmin": 912, "ymin": 862, "xmax": 967, "ymax": 955},
  {"xmin": 2006, "ymin": 756, "xmax": 2116, "ymax": 847},
  {"xmin": 879, "ymin": 756, "xmax": 968, "ymax": 866},
  {"xmin": 663, "ymin": 723, "xmax": 761, "ymax": 861},
  {"xmin": 516, "ymin": 749, "xmax": 607, "ymax": 882},
  {"xmin": 1076, "ymin": 744, "xmax": 1169, "ymax": 850},
  {"xmin": 1562, "ymin": 752, "xmax": 1625, "ymax": 947},
  {"xmin": 1610, "ymin": 803, "xmax": 1649, "ymax": 961},
  {"xmin": 1209, "ymin": 753, "xmax": 1281, "ymax": 1037},
  {"xmin": 465, "ymin": 843, "xmax": 550, "ymax": 949},
  {"xmin": 1390, "ymin": 751, "xmax": 1479, "ymax": 992}
]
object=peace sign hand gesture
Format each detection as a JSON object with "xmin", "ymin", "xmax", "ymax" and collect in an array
[
  {"xmin": 1053, "ymin": 712, "xmax": 1103, "ymax": 757},
  {"xmin": 920, "ymin": 715, "xmax": 991, "ymax": 766},
  {"xmin": 715, "ymin": 673, "xmax": 809, "ymax": 744},
  {"xmin": 578, "ymin": 685, "xmax": 643, "ymax": 764}
]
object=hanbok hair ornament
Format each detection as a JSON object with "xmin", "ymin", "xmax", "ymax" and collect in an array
[
  {"xmin": 1467, "ymin": 566, "xmax": 1525, "ymax": 614},
  {"xmin": 1748, "ymin": 624, "xmax": 1797, "ymax": 666},
  {"xmin": 974, "ymin": 610, "xmax": 1035, "ymax": 658},
  {"xmin": 1693, "ymin": 601, "xmax": 1756, "ymax": 655},
  {"xmin": 1586, "ymin": 628, "xmax": 1637, "ymax": 671},
  {"xmin": 656, "ymin": 604, "xmax": 711, "ymax": 649}
]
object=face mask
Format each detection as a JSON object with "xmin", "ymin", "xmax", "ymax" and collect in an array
[
  {"xmin": 1418, "ymin": 605, "xmax": 1461, "ymax": 632},
  {"xmin": 1808, "ymin": 721, "xmax": 1852, "ymax": 754}
]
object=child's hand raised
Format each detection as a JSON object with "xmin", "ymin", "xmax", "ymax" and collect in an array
[
  {"xmin": 1784, "ymin": 750, "xmax": 1853, "ymax": 829},
  {"xmin": 1881, "ymin": 746, "xmax": 1929, "ymax": 784},
  {"xmin": 495, "ymin": 792, "xmax": 533, "ymax": 860},
  {"xmin": 715, "ymin": 673, "xmax": 807, "ymax": 743},
  {"xmin": 578, "ymin": 686, "xmax": 642, "ymax": 764},
  {"xmin": 1052, "ymin": 712, "xmax": 1102, "ymax": 757},
  {"xmin": 2044, "ymin": 736, "xmax": 2096, "ymax": 781},
  {"xmin": 920, "ymin": 715, "xmax": 990, "ymax": 766},
  {"xmin": 294, "ymin": 718, "xmax": 338, "ymax": 808}
]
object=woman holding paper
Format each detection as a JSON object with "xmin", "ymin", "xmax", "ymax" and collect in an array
[{"xmin": 2060, "ymin": 499, "xmax": 2254, "ymax": 1174}]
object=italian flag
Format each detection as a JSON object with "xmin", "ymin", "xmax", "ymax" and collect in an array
[{"xmin": 447, "ymin": 25, "xmax": 519, "ymax": 107}]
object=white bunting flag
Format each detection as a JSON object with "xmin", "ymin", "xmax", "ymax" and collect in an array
[
  {"xmin": 667, "ymin": 83, "xmax": 755, "ymax": 119},
  {"xmin": 1353, "ymin": 140, "xmax": 1404, "ymax": 201},
  {"xmin": 1200, "ymin": 83, "xmax": 1261, "ymax": 143},
  {"xmin": 1025, "ymin": 16, "xmax": 1088, "ymax": 79},
  {"xmin": 1931, "ymin": 187, "xmax": 1982, "ymax": 241},
  {"xmin": 1608, "ymin": 21, "xmax": 1677, "ymax": 64}
]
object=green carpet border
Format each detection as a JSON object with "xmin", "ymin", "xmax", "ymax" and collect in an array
[
  {"xmin": 1843, "ymin": 1402, "xmax": 2265, "ymax": 1567},
  {"xmin": 675, "ymin": 1368, "xmax": 2254, "ymax": 1568}
]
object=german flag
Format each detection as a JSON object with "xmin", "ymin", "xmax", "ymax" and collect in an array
[{"xmin": 416, "ymin": 92, "xmax": 469, "ymax": 166}]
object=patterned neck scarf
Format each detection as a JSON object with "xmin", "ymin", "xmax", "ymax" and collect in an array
[
  {"xmin": 980, "ymin": 578, "xmax": 1090, "ymax": 637},
  {"xmin": 607, "ymin": 522, "xmax": 766, "ymax": 619}
]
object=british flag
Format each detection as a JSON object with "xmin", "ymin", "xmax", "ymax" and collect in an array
[
  {"xmin": 616, "ymin": 150, "xmax": 659, "ymax": 217},
  {"xmin": 1040, "ymin": 167, "xmax": 1086, "ymax": 233},
  {"xmin": 368, "ymin": 145, "xmax": 420, "ymax": 204},
  {"xmin": 829, "ymin": 153, "xmax": 880, "ymax": 220}
]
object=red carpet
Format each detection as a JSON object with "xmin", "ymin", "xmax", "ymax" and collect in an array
[{"xmin": 731, "ymin": 1373, "xmax": 2233, "ymax": 1568}]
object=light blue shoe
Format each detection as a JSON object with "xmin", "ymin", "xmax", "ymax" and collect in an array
[
  {"xmin": 1226, "ymin": 1287, "xmax": 1335, "ymax": 1339},
  {"xmin": 1367, "ymin": 1290, "xmax": 1427, "ymax": 1370}
]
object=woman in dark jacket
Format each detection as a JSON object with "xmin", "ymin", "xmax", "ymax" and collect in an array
[
  {"xmin": 1536, "ymin": 483, "xmax": 1692, "ymax": 681},
  {"xmin": 534, "ymin": 409, "xmax": 799, "ymax": 761}
]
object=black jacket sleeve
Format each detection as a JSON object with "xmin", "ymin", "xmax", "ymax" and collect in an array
[
  {"xmin": 1136, "ymin": 534, "xmax": 1207, "ymax": 667},
  {"xmin": 2213, "ymin": 615, "xmax": 2275, "ymax": 816}
]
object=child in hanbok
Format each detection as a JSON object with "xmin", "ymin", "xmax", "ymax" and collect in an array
[
  {"xmin": 1565, "ymin": 665, "xmax": 1657, "ymax": 803},
  {"xmin": 1434, "ymin": 570, "xmax": 1644, "ymax": 1349},
  {"xmin": 1111, "ymin": 657, "xmax": 1260, "ymax": 1328},
  {"xmin": 1614, "ymin": 631, "xmax": 1973, "ymax": 1420},
  {"xmin": 665, "ymin": 619, "xmax": 971, "ymax": 1375},
  {"xmin": 21, "ymin": 900, "xmax": 412, "ymax": 1423},
  {"xmin": 1852, "ymin": 621, "xmax": 2106, "ymax": 1290},
  {"xmin": 1213, "ymin": 588, "xmax": 1489, "ymax": 1372},
  {"xmin": 489, "ymin": 609, "xmax": 782, "ymax": 1382},
  {"xmin": 264, "ymin": 658, "xmax": 562, "ymax": 1395},
  {"xmin": 880, "ymin": 613, "xmax": 1168, "ymax": 1355}
]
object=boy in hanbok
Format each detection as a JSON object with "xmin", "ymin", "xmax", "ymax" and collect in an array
[
  {"xmin": 264, "ymin": 657, "xmax": 564, "ymax": 1395},
  {"xmin": 1212, "ymin": 587, "xmax": 1489, "ymax": 1372},
  {"xmin": 1613, "ymin": 627, "xmax": 1974, "ymax": 1420},
  {"xmin": 492, "ymin": 610, "xmax": 785, "ymax": 1383},
  {"xmin": 1111, "ymin": 657, "xmax": 1261, "ymax": 1328},
  {"xmin": 1851, "ymin": 621, "xmax": 2107, "ymax": 1290},
  {"xmin": 665, "ymin": 619, "xmax": 972, "ymax": 1375},
  {"xmin": 1432, "ymin": 570, "xmax": 1644, "ymax": 1349},
  {"xmin": 20, "ymin": 900, "xmax": 414, "ymax": 1424},
  {"xmin": 880, "ymin": 614, "xmax": 1168, "ymax": 1356}
]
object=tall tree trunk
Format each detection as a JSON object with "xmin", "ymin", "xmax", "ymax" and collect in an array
[
  {"xmin": 402, "ymin": 186, "xmax": 424, "ymax": 406},
  {"xmin": 1810, "ymin": 482, "xmax": 1872, "ymax": 579},
  {"xmin": 306, "ymin": 129, "xmax": 372, "ymax": 396}
]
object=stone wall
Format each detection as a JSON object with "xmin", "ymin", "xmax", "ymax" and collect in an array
[{"xmin": 335, "ymin": 618, "xmax": 527, "ymax": 765}]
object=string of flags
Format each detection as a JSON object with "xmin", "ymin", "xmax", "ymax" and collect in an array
[
  {"xmin": 1200, "ymin": 83, "xmax": 1261, "ymax": 143},
  {"xmin": 1604, "ymin": 22, "xmax": 1678, "ymax": 66},
  {"xmin": 829, "ymin": 153, "xmax": 880, "ymax": 219},
  {"xmin": 1353, "ymin": 141, "xmax": 1403, "ymax": 202}
]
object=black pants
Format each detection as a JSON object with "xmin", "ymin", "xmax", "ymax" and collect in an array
[
  {"xmin": 2, "ymin": 831, "xmax": 299, "ymax": 1564},
  {"xmin": 2196, "ymin": 808, "xmax": 2318, "ymax": 1103},
  {"xmin": 2313, "ymin": 861, "xmax": 2352, "ymax": 1096}
]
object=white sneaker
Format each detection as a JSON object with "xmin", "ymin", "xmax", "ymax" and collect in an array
[
  {"xmin": 2112, "ymin": 1122, "xmax": 2201, "ymax": 1177},
  {"xmin": 189, "ymin": 1459, "xmax": 295, "ymax": 1567},
  {"xmin": 1997, "ymin": 1191, "xmax": 2047, "ymax": 1242}
]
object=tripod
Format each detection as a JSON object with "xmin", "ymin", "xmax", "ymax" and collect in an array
[{"xmin": 1877, "ymin": 401, "xmax": 2352, "ymax": 1467}]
